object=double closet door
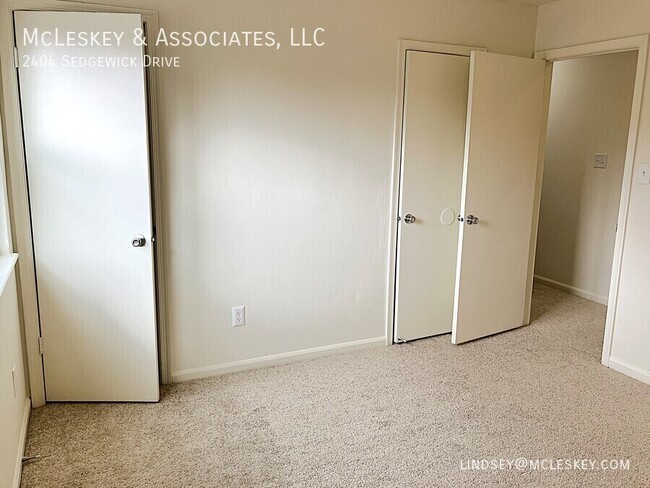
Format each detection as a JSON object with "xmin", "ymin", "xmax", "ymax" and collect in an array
[{"xmin": 394, "ymin": 49, "xmax": 547, "ymax": 344}]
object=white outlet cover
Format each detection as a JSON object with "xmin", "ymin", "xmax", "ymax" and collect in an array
[{"xmin": 232, "ymin": 306, "xmax": 246, "ymax": 327}]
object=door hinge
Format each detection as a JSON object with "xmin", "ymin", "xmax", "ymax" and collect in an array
[
  {"xmin": 13, "ymin": 47, "xmax": 18, "ymax": 68},
  {"xmin": 38, "ymin": 337, "xmax": 43, "ymax": 355}
]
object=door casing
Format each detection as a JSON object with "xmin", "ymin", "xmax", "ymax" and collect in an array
[{"xmin": 0, "ymin": 0, "xmax": 171, "ymax": 407}]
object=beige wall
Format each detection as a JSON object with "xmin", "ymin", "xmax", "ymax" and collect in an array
[
  {"xmin": 535, "ymin": 52, "xmax": 637, "ymax": 303},
  {"xmin": 63, "ymin": 0, "xmax": 538, "ymax": 378},
  {"xmin": 538, "ymin": 0, "xmax": 650, "ymax": 380},
  {"xmin": 0, "ymin": 270, "xmax": 28, "ymax": 488},
  {"xmin": 0, "ymin": 92, "xmax": 28, "ymax": 485}
]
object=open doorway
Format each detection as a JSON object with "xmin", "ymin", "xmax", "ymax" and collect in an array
[{"xmin": 532, "ymin": 50, "xmax": 638, "ymax": 360}]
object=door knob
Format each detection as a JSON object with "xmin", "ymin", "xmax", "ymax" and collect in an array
[
  {"xmin": 466, "ymin": 215, "xmax": 479, "ymax": 225},
  {"xmin": 131, "ymin": 235, "xmax": 146, "ymax": 247},
  {"xmin": 403, "ymin": 214, "xmax": 416, "ymax": 224}
]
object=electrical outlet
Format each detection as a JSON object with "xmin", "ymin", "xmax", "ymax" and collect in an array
[
  {"xmin": 594, "ymin": 153, "xmax": 608, "ymax": 169},
  {"xmin": 232, "ymin": 306, "xmax": 246, "ymax": 327}
]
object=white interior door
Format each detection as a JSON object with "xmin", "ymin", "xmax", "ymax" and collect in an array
[
  {"xmin": 394, "ymin": 51, "xmax": 469, "ymax": 342},
  {"xmin": 15, "ymin": 11, "xmax": 159, "ymax": 401},
  {"xmin": 452, "ymin": 51, "xmax": 546, "ymax": 344}
]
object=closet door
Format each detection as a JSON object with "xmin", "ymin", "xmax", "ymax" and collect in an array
[
  {"xmin": 394, "ymin": 51, "xmax": 469, "ymax": 342},
  {"xmin": 452, "ymin": 51, "xmax": 546, "ymax": 344},
  {"xmin": 15, "ymin": 11, "xmax": 159, "ymax": 401}
]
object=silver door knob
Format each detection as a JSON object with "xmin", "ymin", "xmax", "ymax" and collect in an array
[
  {"xmin": 132, "ymin": 235, "xmax": 146, "ymax": 247},
  {"xmin": 466, "ymin": 215, "xmax": 479, "ymax": 225},
  {"xmin": 403, "ymin": 214, "xmax": 416, "ymax": 224}
]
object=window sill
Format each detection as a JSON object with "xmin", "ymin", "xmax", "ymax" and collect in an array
[{"xmin": 0, "ymin": 253, "xmax": 18, "ymax": 298}]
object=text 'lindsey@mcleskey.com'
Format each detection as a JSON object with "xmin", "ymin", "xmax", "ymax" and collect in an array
[{"xmin": 460, "ymin": 458, "xmax": 631, "ymax": 471}]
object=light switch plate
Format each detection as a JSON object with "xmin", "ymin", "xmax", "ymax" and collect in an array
[
  {"xmin": 594, "ymin": 153, "xmax": 608, "ymax": 169},
  {"xmin": 637, "ymin": 164, "xmax": 650, "ymax": 185}
]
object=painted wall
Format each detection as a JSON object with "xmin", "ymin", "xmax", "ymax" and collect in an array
[
  {"xmin": 535, "ymin": 52, "xmax": 637, "ymax": 304},
  {"xmin": 4, "ymin": 0, "xmax": 538, "ymax": 381},
  {"xmin": 0, "ymin": 269, "xmax": 28, "ymax": 488},
  {"xmin": 537, "ymin": 0, "xmax": 650, "ymax": 381},
  {"xmin": 0, "ymin": 85, "xmax": 28, "ymax": 485},
  {"xmin": 120, "ymin": 0, "xmax": 538, "ymax": 378}
]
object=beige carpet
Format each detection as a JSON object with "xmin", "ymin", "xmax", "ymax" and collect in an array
[{"xmin": 20, "ymin": 284, "xmax": 650, "ymax": 487}]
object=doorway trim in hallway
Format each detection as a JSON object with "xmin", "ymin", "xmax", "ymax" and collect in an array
[{"xmin": 532, "ymin": 35, "xmax": 649, "ymax": 376}]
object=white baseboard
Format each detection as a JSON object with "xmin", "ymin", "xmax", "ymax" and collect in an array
[
  {"xmin": 608, "ymin": 357, "xmax": 650, "ymax": 386},
  {"xmin": 172, "ymin": 336, "xmax": 386, "ymax": 382},
  {"xmin": 13, "ymin": 398, "xmax": 30, "ymax": 488},
  {"xmin": 534, "ymin": 275, "xmax": 608, "ymax": 305}
]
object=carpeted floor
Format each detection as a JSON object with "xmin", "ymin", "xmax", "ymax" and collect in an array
[{"xmin": 20, "ymin": 283, "xmax": 650, "ymax": 487}]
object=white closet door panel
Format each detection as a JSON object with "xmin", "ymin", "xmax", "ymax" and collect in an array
[
  {"xmin": 15, "ymin": 11, "xmax": 159, "ymax": 401},
  {"xmin": 395, "ymin": 51, "xmax": 469, "ymax": 342},
  {"xmin": 452, "ymin": 51, "xmax": 546, "ymax": 344}
]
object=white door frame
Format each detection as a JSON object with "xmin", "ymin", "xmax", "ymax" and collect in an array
[
  {"xmin": 0, "ymin": 0, "xmax": 171, "ymax": 407},
  {"xmin": 385, "ymin": 40, "xmax": 486, "ymax": 346},
  {"xmin": 530, "ymin": 35, "xmax": 649, "ymax": 368}
]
